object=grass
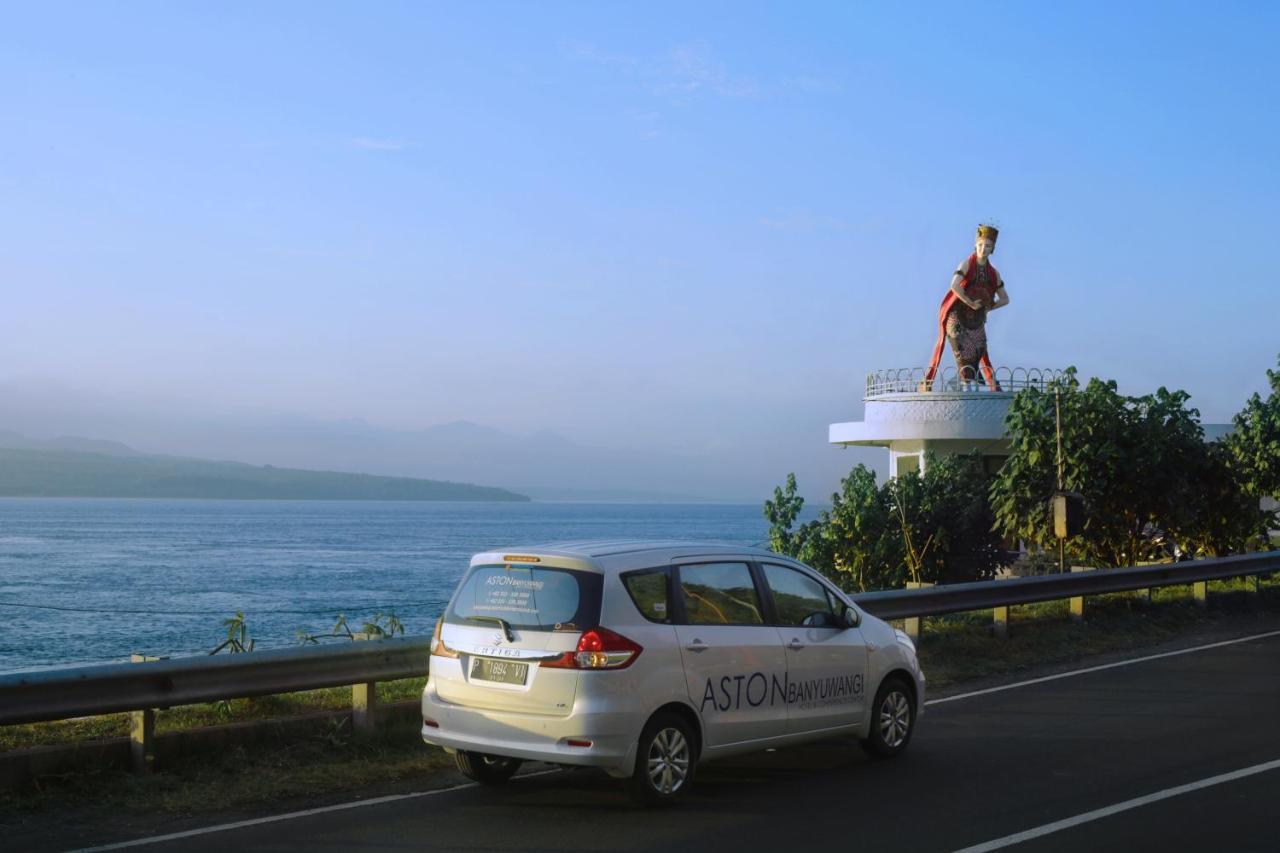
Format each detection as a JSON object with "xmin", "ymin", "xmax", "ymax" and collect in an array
[
  {"xmin": 0, "ymin": 713, "xmax": 454, "ymax": 822},
  {"xmin": 914, "ymin": 574, "xmax": 1280, "ymax": 688}
]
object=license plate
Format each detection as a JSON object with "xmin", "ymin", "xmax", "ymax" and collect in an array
[{"xmin": 471, "ymin": 657, "xmax": 529, "ymax": 685}]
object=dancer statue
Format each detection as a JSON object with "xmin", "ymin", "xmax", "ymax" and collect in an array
[{"xmin": 923, "ymin": 224, "xmax": 1010, "ymax": 390}]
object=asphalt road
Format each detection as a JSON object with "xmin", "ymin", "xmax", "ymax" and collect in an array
[{"xmin": 92, "ymin": 632, "xmax": 1280, "ymax": 852}]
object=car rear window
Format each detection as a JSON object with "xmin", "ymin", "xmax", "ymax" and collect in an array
[
  {"xmin": 622, "ymin": 569, "xmax": 671, "ymax": 623},
  {"xmin": 446, "ymin": 564, "xmax": 602, "ymax": 632}
]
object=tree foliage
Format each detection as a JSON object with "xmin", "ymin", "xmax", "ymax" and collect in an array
[
  {"xmin": 765, "ymin": 454, "xmax": 1003, "ymax": 592},
  {"xmin": 210, "ymin": 610, "xmax": 255, "ymax": 654},
  {"xmin": 1168, "ymin": 440, "xmax": 1269, "ymax": 558},
  {"xmin": 1225, "ymin": 355, "xmax": 1280, "ymax": 500},
  {"xmin": 772, "ymin": 358, "xmax": 1277, "ymax": 586},
  {"xmin": 991, "ymin": 367, "xmax": 1268, "ymax": 567},
  {"xmin": 297, "ymin": 612, "xmax": 406, "ymax": 644}
]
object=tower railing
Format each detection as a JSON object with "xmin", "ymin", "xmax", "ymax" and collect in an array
[{"xmin": 865, "ymin": 367, "xmax": 1064, "ymax": 398}]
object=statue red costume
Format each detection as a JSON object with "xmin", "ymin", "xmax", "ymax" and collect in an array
[
  {"xmin": 924, "ymin": 253, "xmax": 1000, "ymax": 389},
  {"xmin": 923, "ymin": 224, "xmax": 1008, "ymax": 390}
]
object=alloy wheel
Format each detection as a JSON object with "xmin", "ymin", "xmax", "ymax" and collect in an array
[
  {"xmin": 878, "ymin": 690, "xmax": 911, "ymax": 749},
  {"xmin": 646, "ymin": 727, "xmax": 690, "ymax": 795}
]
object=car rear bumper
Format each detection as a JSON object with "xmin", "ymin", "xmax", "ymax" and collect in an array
[{"xmin": 421, "ymin": 682, "xmax": 639, "ymax": 773}]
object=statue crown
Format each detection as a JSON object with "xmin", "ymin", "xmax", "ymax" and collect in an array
[{"xmin": 976, "ymin": 223, "xmax": 999, "ymax": 242}]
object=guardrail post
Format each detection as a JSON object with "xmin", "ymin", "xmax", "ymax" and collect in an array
[
  {"xmin": 1193, "ymin": 580, "xmax": 1208, "ymax": 608},
  {"xmin": 351, "ymin": 633, "xmax": 380, "ymax": 736},
  {"xmin": 992, "ymin": 605, "xmax": 1010, "ymax": 638},
  {"xmin": 1247, "ymin": 574, "xmax": 1261, "ymax": 598},
  {"xmin": 1069, "ymin": 567, "xmax": 1094, "ymax": 621},
  {"xmin": 903, "ymin": 581, "xmax": 934, "ymax": 642},
  {"xmin": 129, "ymin": 654, "xmax": 158, "ymax": 773}
]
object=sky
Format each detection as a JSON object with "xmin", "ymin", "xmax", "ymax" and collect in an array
[{"xmin": 1, "ymin": 1, "xmax": 1278, "ymax": 499}]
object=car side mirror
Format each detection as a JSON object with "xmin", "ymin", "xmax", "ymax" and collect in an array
[{"xmin": 843, "ymin": 607, "xmax": 860, "ymax": 628}]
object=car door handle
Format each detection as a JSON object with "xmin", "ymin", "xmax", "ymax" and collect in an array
[
  {"xmin": 787, "ymin": 638, "xmax": 806, "ymax": 650},
  {"xmin": 685, "ymin": 640, "xmax": 709, "ymax": 652}
]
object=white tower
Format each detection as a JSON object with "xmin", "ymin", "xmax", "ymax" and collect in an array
[{"xmin": 829, "ymin": 367, "xmax": 1061, "ymax": 477}]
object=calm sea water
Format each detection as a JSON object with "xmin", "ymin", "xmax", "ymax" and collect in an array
[{"xmin": 0, "ymin": 499, "xmax": 793, "ymax": 672}]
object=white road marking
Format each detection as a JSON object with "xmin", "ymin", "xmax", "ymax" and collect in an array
[
  {"xmin": 953, "ymin": 757, "xmax": 1280, "ymax": 852},
  {"xmin": 70, "ymin": 628, "xmax": 1280, "ymax": 851},
  {"xmin": 925, "ymin": 628, "xmax": 1280, "ymax": 707},
  {"xmin": 70, "ymin": 770, "xmax": 561, "ymax": 852}
]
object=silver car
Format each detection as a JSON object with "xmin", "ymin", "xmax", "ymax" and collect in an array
[{"xmin": 421, "ymin": 540, "xmax": 925, "ymax": 804}]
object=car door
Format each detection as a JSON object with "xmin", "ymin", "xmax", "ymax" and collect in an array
[
  {"xmin": 673, "ymin": 561, "xmax": 789, "ymax": 748},
  {"xmin": 760, "ymin": 562, "xmax": 869, "ymax": 735}
]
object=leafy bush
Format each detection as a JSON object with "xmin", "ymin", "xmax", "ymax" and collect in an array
[
  {"xmin": 991, "ymin": 366, "xmax": 1270, "ymax": 566},
  {"xmin": 297, "ymin": 612, "xmax": 405, "ymax": 644},
  {"xmin": 1225, "ymin": 355, "xmax": 1280, "ymax": 502},
  {"xmin": 210, "ymin": 611, "xmax": 255, "ymax": 654},
  {"xmin": 765, "ymin": 454, "xmax": 1004, "ymax": 592}
]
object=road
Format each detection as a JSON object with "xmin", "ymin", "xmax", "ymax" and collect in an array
[{"xmin": 86, "ymin": 631, "xmax": 1280, "ymax": 852}]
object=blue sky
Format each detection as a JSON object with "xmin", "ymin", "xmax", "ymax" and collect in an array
[{"xmin": 1, "ymin": 2, "xmax": 1278, "ymax": 498}]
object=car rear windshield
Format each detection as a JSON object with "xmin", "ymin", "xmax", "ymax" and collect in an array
[{"xmin": 446, "ymin": 564, "xmax": 603, "ymax": 632}]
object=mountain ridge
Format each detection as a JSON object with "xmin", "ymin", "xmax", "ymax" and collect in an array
[{"xmin": 0, "ymin": 438, "xmax": 529, "ymax": 502}]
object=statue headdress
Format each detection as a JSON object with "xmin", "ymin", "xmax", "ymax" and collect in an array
[{"xmin": 976, "ymin": 223, "xmax": 999, "ymax": 243}]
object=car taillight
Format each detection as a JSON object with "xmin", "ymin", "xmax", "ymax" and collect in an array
[
  {"xmin": 542, "ymin": 627, "xmax": 643, "ymax": 670},
  {"xmin": 430, "ymin": 617, "xmax": 460, "ymax": 659}
]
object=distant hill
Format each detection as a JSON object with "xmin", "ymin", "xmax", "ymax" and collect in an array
[
  {"xmin": 0, "ymin": 447, "xmax": 528, "ymax": 501},
  {"xmin": 0, "ymin": 430, "xmax": 141, "ymax": 456}
]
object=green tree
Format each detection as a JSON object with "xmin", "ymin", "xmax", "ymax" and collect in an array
[
  {"xmin": 1225, "ymin": 355, "xmax": 1280, "ymax": 501},
  {"xmin": 897, "ymin": 453, "xmax": 1004, "ymax": 584},
  {"xmin": 1167, "ymin": 440, "xmax": 1268, "ymax": 558},
  {"xmin": 765, "ymin": 454, "xmax": 1002, "ymax": 592},
  {"xmin": 764, "ymin": 473, "xmax": 814, "ymax": 558},
  {"xmin": 992, "ymin": 367, "xmax": 1258, "ymax": 567},
  {"xmin": 820, "ymin": 465, "xmax": 901, "ymax": 592}
]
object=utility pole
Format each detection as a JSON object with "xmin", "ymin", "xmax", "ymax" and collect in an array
[{"xmin": 1055, "ymin": 387, "xmax": 1065, "ymax": 574}]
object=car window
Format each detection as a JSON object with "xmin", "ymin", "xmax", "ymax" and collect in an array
[
  {"xmin": 446, "ymin": 564, "xmax": 602, "ymax": 631},
  {"xmin": 762, "ymin": 563, "xmax": 840, "ymax": 628},
  {"xmin": 622, "ymin": 569, "xmax": 671, "ymax": 623},
  {"xmin": 678, "ymin": 562, "xmax": 764, "ymax": 625}
]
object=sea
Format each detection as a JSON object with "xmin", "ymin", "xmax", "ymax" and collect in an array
[{"xmin": 0, "ymin": 498, "xmax": 805, "ymax": 673}]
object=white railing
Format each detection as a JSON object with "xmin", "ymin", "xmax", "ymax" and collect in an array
[{"xmin": 865, "ymin": 367, "xmax": 1064, "ymax": 398}]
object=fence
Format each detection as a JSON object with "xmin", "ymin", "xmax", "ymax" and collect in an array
[
  {"xmin": 1, "ymin": 550, "xmax": 1276, "ymax": 771},
  {"xmin": 865, "ymin": 366, "xmax": 1063, "ymax": 397}
]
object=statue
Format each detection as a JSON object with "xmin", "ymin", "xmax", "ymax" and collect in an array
[{"xmin": 923, "ymin": 224, "xmax": 1010, "ymax": 390}]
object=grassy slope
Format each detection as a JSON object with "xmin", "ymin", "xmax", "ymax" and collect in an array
[{"xmin": 0, "ymin": 448, "xmax": 528, "ymax": 501}]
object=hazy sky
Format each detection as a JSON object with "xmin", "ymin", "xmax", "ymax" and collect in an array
[{"xmin": 2, "ymin": 2, "xmax": 1278, "ymax": 498}]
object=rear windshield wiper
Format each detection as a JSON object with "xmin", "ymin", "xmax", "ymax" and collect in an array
[{"xmin": 465, "ymin": 615, "xmax": 515, "ymax": 642}]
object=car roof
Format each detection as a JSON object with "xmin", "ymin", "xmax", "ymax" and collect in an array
[{"xmin": 469, "ymin": 539, "xmax": 798, "ymax": 573}]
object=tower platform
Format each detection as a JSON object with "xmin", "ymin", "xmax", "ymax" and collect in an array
[{"xmin": 829, "ymin": 367, "xmax": 1062, "ymax": 477}]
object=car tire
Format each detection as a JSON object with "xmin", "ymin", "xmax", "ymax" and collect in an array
[
  {"xmin": 628, "ymin": 712, "xmax": 697, "ymax": 806},
  {"xmin": 454, "ymin": 750, "xmax": 522, "ymax": 785},
  {"xmin": 861, "ymin": 676, "xmax": 915, "ymax": 759}
]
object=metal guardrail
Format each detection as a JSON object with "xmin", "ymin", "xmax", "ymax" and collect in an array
[
  {"xmin": 853, "ymin": 550, "xmax": 1280, "ymax": 620},
  {"xmin": 0, "ymin": 636, "xmax": 430, "ymax": 726},
  {"xmin": 0, "ymin": 551, "xmax": 1276, "ymax": 728},
  {"xmin": 865, "ymin": 366, "xmax": 1063, "ymax": 397}
]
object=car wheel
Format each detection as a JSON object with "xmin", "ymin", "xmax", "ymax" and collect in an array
[
  {"xmin": 862, "ymin": 677, "xmax": 915, "ymax": 758},
  {"xmin": 454, "ymin": 750, "xmax": 522, "ymax": 784},
  {"xmin": 628, "ymin": 713, "xmax": 697, "ymax": 806}
]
